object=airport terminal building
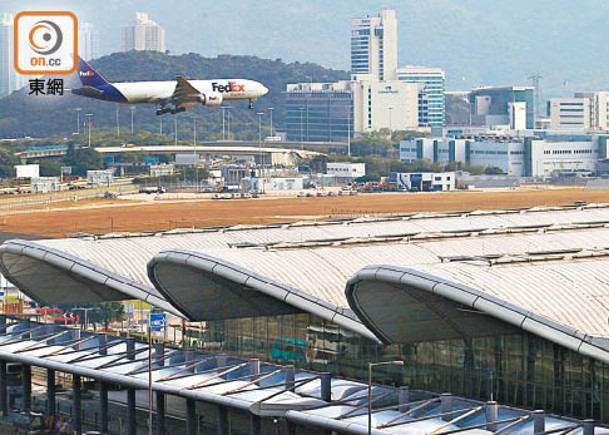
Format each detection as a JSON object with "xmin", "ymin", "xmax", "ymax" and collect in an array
[{"xmin": 3, "ymin": 204, "xmax": 609, "ymax": 428}]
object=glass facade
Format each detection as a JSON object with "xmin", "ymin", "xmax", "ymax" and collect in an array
[
  {"xmin": 351, "ymin": 30, "xmax": 371, "ymax": 76},
  {"xmin": 189, "ymin": 313, "xmax": 609, "ymax": 422},
  {"xmin": 285, "ymin": 90, "xmax": 353, "ymax": 142},
  {"xmin": 398, "ymin": 71, "xmax": 446, "ymax": 127}
]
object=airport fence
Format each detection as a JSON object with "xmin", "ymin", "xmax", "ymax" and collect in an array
[{"xmin": 0, "ymin": 184, "xmax": 138, "ymax": 216}]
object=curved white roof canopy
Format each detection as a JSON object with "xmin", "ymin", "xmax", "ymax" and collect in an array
[
  {"xmin": 148, "ymin": 249, "xmax": 377, "ymax": 341},
  {"xmin": 346, "ymin": 263, "xmax": 609, "ymax": 365},
  {"xmin": 0, "ymin": 240, "xmax": 182, "ymax": 316},
  {"xmin": 2, "ymin": 205, "xmax": 609, "ymax": 346}
]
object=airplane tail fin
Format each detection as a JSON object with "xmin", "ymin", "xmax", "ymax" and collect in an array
[{"xmin": 76, "ymin": 56, "xmax": 109, "ymax": 88}]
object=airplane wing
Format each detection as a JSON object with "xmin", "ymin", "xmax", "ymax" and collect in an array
[{"xmin": 171, "ymin": 76, "xmax": 202, "ymax": 109}]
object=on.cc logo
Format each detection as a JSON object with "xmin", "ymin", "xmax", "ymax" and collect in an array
[{"xmin": 28, "ymin": 20, "xmax": 63, "ymax": 55}]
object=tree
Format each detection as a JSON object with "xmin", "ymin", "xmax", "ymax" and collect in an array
[
  {"xmin": 309, "ymin": 155, "xmax": 328, "ymax": 173},
  {"xmin": 0, "ymin": 148, "xmax": 19, "ymax": 178},
  {"xmin": 484, "ymin": 166, "xmax": 505, "ymax": 175},
  {"xmin": 62, "ymin": 146, "xmax": 104, "ymax": 176},
  {"xmin": 38, "ymin": 159, "xmax": 63, "ymax": 177}
]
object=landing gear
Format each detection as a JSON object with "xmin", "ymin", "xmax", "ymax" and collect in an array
[
  {"xmin": 248, "ymin": 99, "xmax": 254, "ymax": 110},
  {"xmin": 158, "ymin": 107, "xmax": 185, "ymax": 115}
]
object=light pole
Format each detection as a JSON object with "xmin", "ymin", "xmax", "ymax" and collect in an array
[
  {"xmin": 115, "ymin": 104, "xmax": 120, "ymax": 137},
  {"xmin": 85, "ymin": 113, "xmax": 94, "ymax": 148},
  {"xmin": 221, "ymin": 106, "xmax": 228, "ymax": 141},
  {"xmin": 130, "ymin": 105, "xmax": 136, "ymax": 135},
  {"xmin": 268, "ymin": 107, "xmax": 274, "ymax": 137},
  {"xmin": 75, "ymin": 108, "xmax": 82, "ymax": 135},
  {"xmin": 226, "ymin": 105, "xmax": 231, "ymax": 140},
  {"xmin": 347, "ymin": 106, "xmax": 352, "ymax": 156},
  {"xmin": 192, "ymin": 116, "xmax": 199, "ymax": 189},
  {"xmin": 368, "ymin": 361, "xmax": 404, "ymax": 434},
  {"xmin": 174, "ymin": 116, "xmax": 178, "ymax": 145},
  {"xmin": 257, "ymin": 112, "xmax": 264, "ymax": 192},
  {"xmin": 388, "ymin": 107, "xmax": 394, "ymax": 139},
  {"xmin": 299, "ymin": 107, "xmax": 305, "ymax": 150}
]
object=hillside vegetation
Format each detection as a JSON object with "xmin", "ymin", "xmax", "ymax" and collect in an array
[{"xmin": 0, "ymin": 51, "xmax": 348, "ymax": 140}]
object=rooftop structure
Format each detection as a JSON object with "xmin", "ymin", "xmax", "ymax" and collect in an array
[
  {"xmin": 0, "ymin": 318, "xmax": 602, "ymax": 434},
  {"xmin": 4, "ymin": 204, "xmax": 609, "ymax": 420}
]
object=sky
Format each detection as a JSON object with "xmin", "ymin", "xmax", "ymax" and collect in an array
[{"xmin": 4, "ymin": 0, "xmax": 609, "ymax": 96}]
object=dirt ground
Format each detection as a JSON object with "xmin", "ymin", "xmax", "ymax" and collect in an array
[{"xmin": 3, "ymin": 188, "xmax": 609, "ymax": 238}]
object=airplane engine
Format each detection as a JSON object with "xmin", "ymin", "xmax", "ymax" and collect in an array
[{"xmin": 200, "ymin": 92, "xmax": 223, "ymax": 107}]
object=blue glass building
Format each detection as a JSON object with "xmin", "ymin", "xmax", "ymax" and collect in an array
[{"xmin": 397, "ymin": 66, "xmax": 446, "ymax": 127}]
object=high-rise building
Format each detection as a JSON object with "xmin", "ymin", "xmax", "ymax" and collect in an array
[
  {"xmin": 285, "ymin": 82, "xmax": 353, "ymax": 142},
  {"xmin": 351, "ymin": 9, "xmax": 398, "ymax": 81},
  {"xmin": 0, "ymin": 13, "xmax": 25, "ymax": 97},
  {"xmin": 121, "ymin": 12, "xmax": 166, "ymax": 53},
  {"xmin": 397, "ymin": 66, "xmax": 446, "ymax": 127},
  {"xmin": 79, "ymin": 22, "xmax": 99, "ymax": 61}
]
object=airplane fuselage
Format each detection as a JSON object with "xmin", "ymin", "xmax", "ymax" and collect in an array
[
  {"xmin": 73, "ymin": 57, "xmax": 268, "ymax": 113},
  {"xmin": 82, "ymin": 79, "xmax": 267, "ymax": 104}
]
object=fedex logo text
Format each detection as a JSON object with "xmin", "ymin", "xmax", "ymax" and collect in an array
[{"xmin": 211, "ymin": 81, "xmax": 245, "ymax": 93}]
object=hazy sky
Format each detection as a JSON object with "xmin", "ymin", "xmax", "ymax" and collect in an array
[{"xmin": 5, "ymin": 0, "xmax": 609, "ymax": 95}]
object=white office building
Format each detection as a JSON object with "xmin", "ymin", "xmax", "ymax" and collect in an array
[
  {"xmin": 548, "ymin": 98, "xmax": 591, "ymax": 129},
  {"xmin": 593, "ymin": 92, "xmax": 609, "ymax": 130},
  {"xmin": 390, "ymin": 171, "xmax": 455, "ymax": 191},
  {"xmin": 397, "ymin": 66, "xmax": 446, "ymax": 127},
  {"xmin": 351, "ymin": 10, "xmax": 398, "ymax": 81},
  {"xmin": 326, "ymin": 162, "xmax": 366, "ymax": 179},
  {"xmin": 121, "ymin": 12, "xmax": 166, "ymax": 52},
  {"xmin": 352, "ymin": 79, "xmax": 420, "ymax": 133},
  {"xmin": 0, "ymin": 13, "xmax": 25, "ymax": 97},
  {"xmin": 530, "ymin": 140, "xmax": 598, "ymax": 177},
  {"xmin": 79, "ymin": 22, "xmax": 100, "ymax": 61},
  {"xmin": 400, "ymin": 135, "xmax": 608, "ymax": 178}
]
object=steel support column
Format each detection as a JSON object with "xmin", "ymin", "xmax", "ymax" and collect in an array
[
  {"xmin": 186, "ymin": 397, "xmax": 196, "ymax": 435},
  {"xmin": 0, "ymin": 361, "xmax": 7, "ymax": 417},
  {"xmin": 22, "ymin": 364, "xmax": 31, "ymax": 411},
  {"xmin": 251, "ymin": 414, "xmax": 261, "ymax": 435},
  {"xmin": 100, "ymin": 381, "xmax": 109, "ymax": 434},
  {"xmin": 72, "ymin": 374, "xmax": 82, "ymax": 434},
  {"xmin": 217, "ymin": 405, "xmax": 228, "ymax": 435},
  {"xmin": 46, "ymin": 369, "xmax": 56, "ymax": 420},
  {"xmin": 127, "ymin": 388, "xmax": 137, "ymax": 435},
  {"xmin": 155, "ymin": 391, "xmax": 165, "ymax": 435}
]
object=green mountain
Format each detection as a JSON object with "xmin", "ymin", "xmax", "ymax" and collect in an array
[{"xmin": 0, "ymin": 51, "xmax": 348, "ymax": 140}]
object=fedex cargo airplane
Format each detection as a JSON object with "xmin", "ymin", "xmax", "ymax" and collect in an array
[{"xmin": 72, "ymin": 57, "xmax": 268, "ymax": 115}]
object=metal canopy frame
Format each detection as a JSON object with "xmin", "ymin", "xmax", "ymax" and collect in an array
[
  {"xmin": 0, "ymin": 240, "xmax": 182, "ymax": 316},
  {"xmin": 346, "ymin": 265, "xmax": 609, "ymax": 365},
  {"xmin": 148, "ymin": 249, "xmax": 378, "ymax": 340}
]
